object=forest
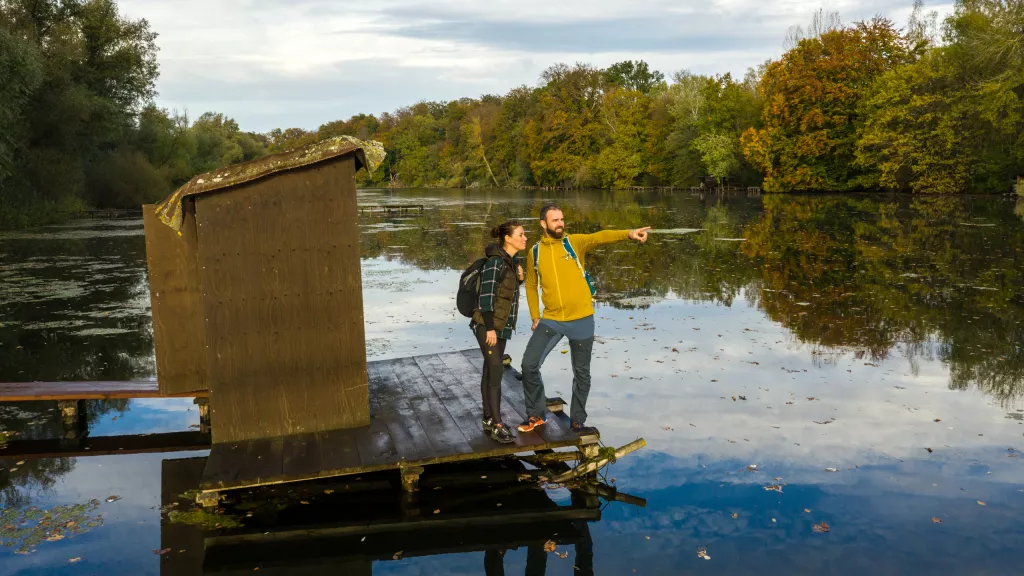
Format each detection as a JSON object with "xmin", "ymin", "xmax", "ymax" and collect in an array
[{"xmin": 1, "ymin": 0, "xmax": 1022, "ymax": 227}]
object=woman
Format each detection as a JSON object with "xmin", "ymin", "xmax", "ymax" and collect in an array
[{"xmin": 471, "ymin": 220, "xmax": 527, "ymax": 444}]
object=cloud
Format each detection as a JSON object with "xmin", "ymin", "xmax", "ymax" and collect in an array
[{"xmin": 118, "ymin": 0, "xmax": 954, "ymax": 131}]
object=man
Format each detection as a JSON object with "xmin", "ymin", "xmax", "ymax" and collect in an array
[{"xmin": 518, "ymin": 203, "xmax": 650, "ymax": 434}]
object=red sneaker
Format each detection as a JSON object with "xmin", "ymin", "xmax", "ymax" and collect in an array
[{"xmin": 516, "ymin": 416, "xmax": 545, "ymax": 433}]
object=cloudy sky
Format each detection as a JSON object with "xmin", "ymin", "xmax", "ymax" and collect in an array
[{"xmin": 118, "ymin": 0, "xmax": 952, "ymax": 133}]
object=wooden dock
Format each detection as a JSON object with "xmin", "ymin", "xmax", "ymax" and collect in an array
[
  {"xmin": 199, "ymin": 349, "xmax": 594, "ymax": 495},
  {"xmin": 0, "ymin": 380, "xmax": 208, "ymax": 401},
  {"xmin": 357, "ymin": 203, "xmax": 425, "ymax": 213}
]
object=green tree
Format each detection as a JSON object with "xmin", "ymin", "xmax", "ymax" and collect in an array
[
  {"xmin": 694, "ymin": 133, "xmax": 740, "ymax": 187},
  {"xmin": 603, "ymin": 60, "xmax": 666, "ymax": 95}
]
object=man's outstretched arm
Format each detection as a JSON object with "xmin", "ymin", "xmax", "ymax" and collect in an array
[{"xmin": 574, "ymin": 227, "xmax": 651, "ymax": 254}]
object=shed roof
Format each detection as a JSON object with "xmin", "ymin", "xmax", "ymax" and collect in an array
[{"xmin": 154, "ymin": 136, "xmax": 385, "ymax": 232}]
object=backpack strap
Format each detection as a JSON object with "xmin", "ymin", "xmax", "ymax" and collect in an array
[
  {"xmin": 532, "ymin": 243, "xmax": 540, "ymax": 281},
  {"xmin": 562, "ymin": 237, "xmax": 596, "ymax": 296}
]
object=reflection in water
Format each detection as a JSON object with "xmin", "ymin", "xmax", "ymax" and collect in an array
[
  {"xmin": 360, "ymin": 190, "xmax": 1024, "ymax": 406},
  {"xmin": 1, "ymin": 191, "xmax": 1023, "ymax": 574}
]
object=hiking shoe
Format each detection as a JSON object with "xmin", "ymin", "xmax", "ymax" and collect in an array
[
  {"xmin": 482, "ymin": 417, "xmax": 496, "ymax": 434},
  {"xmin": 490, "ymin": 423, "xmax": 516, "ymax": 444},
  {"xmin": 516, "ymin": 416, "xmax": 545, "ymax": 433},
  {"xmin": 571, "ymin": 421, "xmax": 599, "ymax": 436}
]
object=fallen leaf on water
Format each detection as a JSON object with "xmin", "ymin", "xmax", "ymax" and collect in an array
[
  {"xmin": 645, "ymin": 536, "xmax": 651, "ymax": 540},
  {"xmin": 558, "ymin": 551, "xmax": 568, "ymax": 559},
  {"xmin": 764, "ymin": 484, "xmax": 783, "ymax": 493},
  {"xmin": 544, "ymin": 540, "xmax": 557, "ymax": 552},
  {"xmin": 105, "ymin": 496, "xmax": 121, "ymax": 503},
  {"xmin": 299, "ymin": 501, "xmax": 309, "ymax": 505},
  {"xmin": 926, "ymin": 448, "xmax": 933, "ymax": 453},
  {"xmin": 560, "ymin": 350, "xmax": 568, "ymax": 355},
  {"xmin": 804, "ymin": 509, "xmax": 811, "ymax": 513},
  {"xmin": 934, "ymin": 418, "xmax": 941, "ymax": 422},
  {"xmin": 393, "ymin": 550, "xmax": 403, "ymax": 560},
  {"xmin": 824, "ymin": 468, "xmax": 839, "ymax": 473},
  {"xmin": 738, "ymin": 395, "xmax": 747, "ymax": 400},
  {"xmin": 15, "ymin": 461, "xmax": 24, "ymax": 466},
  {"xmin": 746, "ymin": 464, "xmax": 759, "ymax": 472},
  {"xmin": 932, "ymin": 517, "xmax": 942, "ymax": 523},
  {"xmin": 324, "ymin": 489, "xmax": 334, "ymax": 495},
  {"xmin": 977, "ymin": 501, "xmax": 986, "ymax": 506},
  {"xmin": 69, "ymin": 557, "xmax": 81, "ymax": 563},
  {"xmin": 696, "ymin": 546, "xmax": 711, "ymax": 560},
  {"xmin": 812, "ymin": 522, "xmax": 830, "ymax": 533},
  {"xmin": 807, "ymin": 397, "xmax": 817, "ymax": 401},
  {"xmin": 671, "ymin": 348, "xmax": 678, "ymax": 352},
  {"xmin": 813, "ymin": 419, "xmax": 834, "ymax": 425},
  {"xmin": 154, "ymin": 548, "xmax": 172, "ymax": 555},
  {"xmin": 731, "ymin": 513, "xmax": 739, "ymax": 519}
]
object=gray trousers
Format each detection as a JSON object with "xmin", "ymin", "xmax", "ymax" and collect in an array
[{"xmin": 520, "ymin": 316, "xmax": 595, "ymax": 424}]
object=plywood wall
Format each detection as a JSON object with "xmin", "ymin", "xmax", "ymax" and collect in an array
[
  {"xmin": 143, "ymin": 202, "xmax": 209, "ymax": 394},
  {"xmin": 194, "ymin": 156, "xmax": 370, "ymax": 443}
]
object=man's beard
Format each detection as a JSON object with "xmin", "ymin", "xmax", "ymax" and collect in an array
[{"xmin": 545, "ymin": 227, "xmax": 564, "ymax": 239}]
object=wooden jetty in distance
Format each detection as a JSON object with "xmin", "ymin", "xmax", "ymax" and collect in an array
[{"xmin": 357, "ymin": 203, "xmax": 425, "ymax": 213}]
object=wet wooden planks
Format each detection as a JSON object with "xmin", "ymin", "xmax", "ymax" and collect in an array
[
  {"xmin": 200, "ymin": 351, "xmax": 584, "ymax": 492},
  {"xmin": 0, "ymin": 380, "xmax": 209, "ymax": 402}
]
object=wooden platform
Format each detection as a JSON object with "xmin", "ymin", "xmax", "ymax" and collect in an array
[
  {"xmin": 200, "ymin": 349, "xmax": 593, "ymax": 493},
  {"xmin": 0, "ymin": 380, "xmax": 209, "ymax": 402}
]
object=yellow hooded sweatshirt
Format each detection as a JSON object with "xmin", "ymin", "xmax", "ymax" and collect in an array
[{"xmin": 525, "ymin": 230, "xmax": 631, "ymax": 322}]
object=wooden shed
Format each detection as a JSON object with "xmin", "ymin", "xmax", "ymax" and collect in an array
[{"xmin": 144, "ymin": 136, "xmax": 385, "ymax": 444}]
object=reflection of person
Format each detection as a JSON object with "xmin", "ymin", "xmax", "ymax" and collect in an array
[
  {"xmin": 518, "ymin": 204, "xmax": 650, "ymax": 434},
  {"xmin": 482, "ymin": 525, "xmax": 593, "ymax": 576},
  {"xmin": 471, "ymin": 220, "xmax": 528, "ymax": 444}
]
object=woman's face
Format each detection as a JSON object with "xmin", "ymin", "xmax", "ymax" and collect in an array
[{"xmin": 506, "ymin": 226, "xmax": 527, "ymax": 251}]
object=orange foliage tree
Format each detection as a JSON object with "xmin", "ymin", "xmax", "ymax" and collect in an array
[{"xmin": 741, "ymin": 19, "xmax": 916, "ymax": 192}]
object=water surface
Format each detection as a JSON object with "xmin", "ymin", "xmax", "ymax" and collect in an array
[{"xmin": 1, "ymin": 190, "xmax": 1022, "ymax": 574}]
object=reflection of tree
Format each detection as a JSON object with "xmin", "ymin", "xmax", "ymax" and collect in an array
[
  {"xmin": 0, "ymin": 399, "xmax": 130, "ymax": 506},
  {"xmin": 360, "ymin": 190, "xmax": 1024, "ymax": 405},
  {"xmin": 743, "ymin": 195, "xmax": 1024, "ymax": 405}
]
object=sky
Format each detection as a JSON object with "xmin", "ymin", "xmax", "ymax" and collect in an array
[{"xmin": 118, "ymin": 0, "xmax": 954, "ymax": 133}]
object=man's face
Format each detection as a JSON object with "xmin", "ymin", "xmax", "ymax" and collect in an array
[{"xmin": 541, "ymin": 209, "xmax": 565, "ymax": 239}]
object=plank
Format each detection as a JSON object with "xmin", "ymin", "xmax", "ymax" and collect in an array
[
  {"xmin": 0, "ymin": 380, "xmax": 209, "ymax": 402},
  {"xmin": 368, "ymin": 361, "xmax": 435, "ymax": 462},
  {"xmin": 194, "ymin": 157, "xmax": 370, "ymax": 444},
  {"xmin": 437, "ymin": 351, "xmax": 547, "ymax": 450},
  {"xmin": 354, "ymin": 418, "xmax": 397, "ymax": 468},
  {"xmin": 282, "ymin": 432, "xmax": 322, "ymax": 482},
  {"xmin": 412, "ymin": 354, "xmax": 493, "ymax": 451},
  {"xmin": 0, "ymin": 431, "xmax": 210, "ymax": 460},
  {"xmin": 201, "ymin": 440, "xmax": 250, "ymax": 490},
  {"xmin": 144, "ymin": 202, "xmax": 209, "ymax": 395},
  {"xmin": 239, "ymin": 437, "xmax": 286, "ymax": 486},
  {"xmin": 317, "ymin": 428, "xmax": 362, "ymax": 473},
  {"xmin": 388, "ymin": 357, "xmax": 473, "ymax": 457}
]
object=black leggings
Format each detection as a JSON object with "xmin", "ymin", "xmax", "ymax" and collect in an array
[{"xmin": 474, "ymin": 325, "xmax": 507, "ymax": 424}]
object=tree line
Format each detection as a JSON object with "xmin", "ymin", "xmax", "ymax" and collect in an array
[{"xmin": 1, "ymin": 0, "xmax": 1022, "ymax": 227}]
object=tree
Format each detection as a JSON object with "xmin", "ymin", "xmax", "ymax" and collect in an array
[
  {"xmin": 694, "ymin": 133, "xmax": 740, "ymax": 187},
  {"xmin": 0, "ymin": 25, "xmax": 42, "ymax": 181},
  {"xmin": 742, "ymin": 18, "xmax": 916, "ymax": 192},
  {"xmin": 603, "ymin": 60, "xmax": 666, "ymax": 95}
]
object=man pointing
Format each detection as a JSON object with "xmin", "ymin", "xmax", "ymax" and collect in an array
[{"xmin": 517, "ymin": 203, "xmax": 650, "ymax": 434}]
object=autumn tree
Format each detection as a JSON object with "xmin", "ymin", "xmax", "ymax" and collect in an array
[{"xmin": 741, "ymin": 18, "xmax": 916, "ymax": 192}]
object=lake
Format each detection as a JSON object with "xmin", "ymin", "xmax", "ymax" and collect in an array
[{"xmin": 1, "ymin": 189, "xmax": 1022, "ymax": 575}]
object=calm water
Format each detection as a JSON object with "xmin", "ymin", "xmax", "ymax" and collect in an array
[{"xmin": 1, "ymin": 190, "xmax": 1022, "ymax": 574}]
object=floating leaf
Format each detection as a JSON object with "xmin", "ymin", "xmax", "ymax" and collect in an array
[
  {"xmin": 812, "ymin": 521, "xmax": 830, "ymax": 533},
  {"xmin": 104, "ymin": 496, "xmax": 121, "ymax": 503},
  {"xmin": 977, "ymin": 501, "xmax": 986, "ymax": 506},
  {"xmin": 544, "ymin": 540, "xmax": 557, "ymax": 552},
  {"xmin": 153, "ymin": 548, "xmax": 172, "ymax": 555},
  {"xmin": 824, "ymin": 467, "xmax": 839, "ymax": 473},
  {"xmin": 69, "ymin": 557, "xmax": 81, "ymax": 563},
  {"xmin": 731, "ymin": 513, "xmax": 739, "ymax": 519},
  {"xmin": 392, "ymin": 550, "xmax": 403, "ymax": 560},
  {"xmin": 697, "ymin": 546, "xmax": 711, "ymax": 560},
  {"xmin": 932, "ymin": 517, "xmax": 942, "ymax": 523}
]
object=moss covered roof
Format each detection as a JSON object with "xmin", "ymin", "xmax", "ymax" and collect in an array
[{"xmin": 153, "ymin": 136, "xmax": 385, "ymax": 232}]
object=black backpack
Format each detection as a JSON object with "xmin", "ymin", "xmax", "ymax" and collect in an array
[{"xmin": 456, "ymin": 257, "xmax": 509, "ymax": 318}]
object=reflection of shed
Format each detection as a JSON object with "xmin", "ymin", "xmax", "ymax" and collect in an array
[{"xmin": 143, "ymin": 137, "xmax": 385, "ymax": 444}]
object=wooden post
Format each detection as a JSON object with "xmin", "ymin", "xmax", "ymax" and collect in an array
[
  {"xmin": 400, "ymin": 466, "xmax": 424, "ymax": 493},
  {"xmin": 194, "ymin": 398, "xmax": 210, "ymax": 434},
  {"xmin": 57, "ymin": 400, "xmax": 84, "ymax": 440},
  {"xmin": 553, "ymin": 438, "xmax": 646, "ymax": 484}
]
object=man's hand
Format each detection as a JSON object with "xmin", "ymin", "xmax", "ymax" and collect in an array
[
  {"xmin": 486, "ymin": 330, "xmax": 498, "ymax": 346},
  {"xmin": 629, "ymin": 226, "xmax": 651, "ymax": 243},
  {"xmin": 532, "ymin": 319, "xmax": 541, "ymax": 331}
]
